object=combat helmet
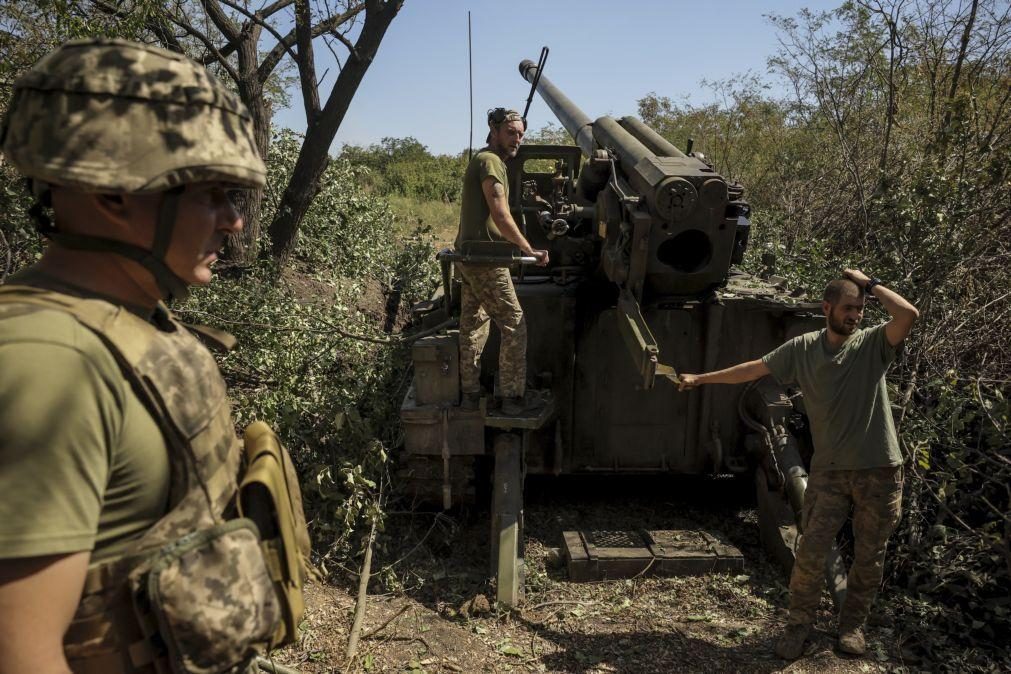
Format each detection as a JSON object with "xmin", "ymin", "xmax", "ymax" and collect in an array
[{"xmin": 0, "ymin": 38, "xmax": 267, "ymax": 301}]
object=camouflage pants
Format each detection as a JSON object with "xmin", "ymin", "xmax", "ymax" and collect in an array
[
  {"xmin": 456, "ymin": 264, "xmax": 527, "ymax": 398},
  {"xmin": 788, "ymin": 465, "xmax": 904, "ymax": 628}
]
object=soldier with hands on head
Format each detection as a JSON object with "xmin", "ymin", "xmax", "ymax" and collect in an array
[
  {"xmin": 455, "ymin": 107, "xmax": 549, "ymax": 415},
  {"xmin": 679, "ymin": 269, "xmax": 918, "ymax": 659},
  {"xmin": 0, "ymin": 39, "xmax": 307, "ymax": 674}
]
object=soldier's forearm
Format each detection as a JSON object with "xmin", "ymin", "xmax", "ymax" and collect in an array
[
  {"xmin": 871, "ymin": 284, "xmax": 918, "ymax": 321},
  {"xmin": 491, "ymin": 209, "xmax": 533, "ymax": 254},
  {"xmin": 698, "ymin": 359, "xmax": 770, "ymax": 385}
]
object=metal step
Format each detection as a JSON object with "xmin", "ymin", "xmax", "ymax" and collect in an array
[{"xmin": 562, "ymin": 528, "xmax": 744, "ymax": 582}]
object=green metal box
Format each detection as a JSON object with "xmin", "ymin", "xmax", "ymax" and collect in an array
[{"xmin": 411, "ymin": 334, "xmax": 460, "ymax": 405}]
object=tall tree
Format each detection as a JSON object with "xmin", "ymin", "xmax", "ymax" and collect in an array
[
  {"xmin": 92, "ymin": 0, "xmax": 404, "ymax": 266},
  {"xmin": 267, "ymin": 0, "xmax": 402, "ymax": 263}
]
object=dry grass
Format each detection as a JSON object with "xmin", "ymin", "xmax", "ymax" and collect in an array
[{"xmin": 388, "ymin": 196, "xmax": 458, "ymax": 248}]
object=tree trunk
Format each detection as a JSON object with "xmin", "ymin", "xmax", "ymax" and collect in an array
[
  {"xmin": 268, "ymin": 0, "xmax": 403, "ymax": 264},
  {"xmin": 225, "ymin": 24, "xmax": 270, "ymax": 266},
  {"xmin": 935, "ymin": 0, "xmax": 979, "ymax": 154}
]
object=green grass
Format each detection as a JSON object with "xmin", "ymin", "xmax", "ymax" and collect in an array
[{"xmin": 387, "ymin": 195, "xmax": 458, "ymax": 247}]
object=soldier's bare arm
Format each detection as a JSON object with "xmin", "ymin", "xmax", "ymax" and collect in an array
[
  {"xmin": 843, "ymin": 269, "xmax": 919, "ymax": 346},
  {"xmin": 678, "ymin": 359, "xmax": 770, "ymax": 391},
  {"xmin": 481, "ymin": 177, "xmax": 550, "ymax": 266},
  {"xmin": 0, "ymin": 551, "xmax": 88, "ymax": 673}
]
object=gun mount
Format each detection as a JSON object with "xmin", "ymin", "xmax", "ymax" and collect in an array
[{"xmin": 399, "ymin": 55, "xmax": 844, "ymax": 609}]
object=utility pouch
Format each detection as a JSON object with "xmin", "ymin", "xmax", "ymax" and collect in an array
[
  {"xmin": 238, "ymin": 422, "xmax": 312, "ymax": 648},
  {"xmin": 137, "ymin": 518, "xmax": 280, "ymax": 674}
]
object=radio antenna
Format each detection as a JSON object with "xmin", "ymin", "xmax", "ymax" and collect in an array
[
  {"xmin": 467, "ymin": 11, "xmax": 473, "ymax": 162},
  {"xmin": 522, "ymin": 46, "xmax": 549, "ymax": 124}
]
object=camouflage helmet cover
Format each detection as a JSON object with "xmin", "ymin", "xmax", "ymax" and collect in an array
[{"xmin": 0, "ymin": 38, "xmax": 266, "ymax": 193}]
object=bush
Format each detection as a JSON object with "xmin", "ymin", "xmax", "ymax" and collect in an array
[
  {"xmin": 178, "ymin": 129, "xmax": 440, "ymax": 570},
  {"xmin": 339, "ymin": 137, "xmax": 467, "ymax": 203}
]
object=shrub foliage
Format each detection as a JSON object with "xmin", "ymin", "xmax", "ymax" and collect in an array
[{"xmin": 177, "ymin": 129, "xmax": 438, "ymax": 570}]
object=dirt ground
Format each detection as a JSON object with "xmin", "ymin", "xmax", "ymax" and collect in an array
[{"xmin": 269, "ymin": 476, "xmax": 917, "ymax": 674}]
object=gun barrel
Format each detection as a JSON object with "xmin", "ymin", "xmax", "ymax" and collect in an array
[
  {"xmin": 520, "ymin": 59, "xmax": 663, "ymax": 172},
  {"xmin": 519, "ymin": 59, "xmax": 594, "ymax": 155},
  {"xmin": 593, "ymin": 116, "xmax": 656, "ymax": 175},
  {"xmin": 619, "ymin": 116, "xmax": 687, "ymax": 158}
]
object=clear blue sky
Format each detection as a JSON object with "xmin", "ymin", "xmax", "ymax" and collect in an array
[{"xmin": 273, "ymin": 0, "xmax": 842, "ymax": 156}]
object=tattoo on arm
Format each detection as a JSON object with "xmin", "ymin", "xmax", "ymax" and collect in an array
[{"xmin": 491, "ymin": 182, "xmax": 505, "ymax": 198}]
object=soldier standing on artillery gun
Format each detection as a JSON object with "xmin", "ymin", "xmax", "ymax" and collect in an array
[
  {"xmin": 679, "ymin": 270, "xmax": 918, "ymax": 659},
  {"xmin": 454, "ymin": 108, "xmax": 549, "ymax": 415}
]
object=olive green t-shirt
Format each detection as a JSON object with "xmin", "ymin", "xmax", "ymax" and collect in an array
[
  {"xmin": 0, "ymin": 304, "xmax": 170, "ymax": 562},
  {"xmin": 454, "ymin": 148, "xmax": 509, "ymax": 250},
  {"xmin": 762, "ymin": 323, "xmax": 902, "ymax": 472}
]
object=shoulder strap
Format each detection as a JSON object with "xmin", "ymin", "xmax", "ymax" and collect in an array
[
  {"xmin": 0, "ymin": 285, "xmax": 171, "ymax": 411},
  {"xmin": 0, "ymin": 285, "xmax": 204, "ymax": 513}
]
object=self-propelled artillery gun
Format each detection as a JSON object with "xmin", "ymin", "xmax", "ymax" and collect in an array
[{"xmin": 400, "ymin": 57, "xmax": 845, "ymax": 606}]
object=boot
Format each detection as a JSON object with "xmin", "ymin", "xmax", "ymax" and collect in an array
[
  {"xmin": 775, "ymin": 623, "xmax": 810, "ymax": 660},
  {"xmin": 460, "ymin": 391, "xmax": 481, "ymax": 411},
  {"xmin": 838, "ymin": 625, "xmax": 866, "ymax": 655},
  {"xmin": 500, "ymin": 390, "xmax": 544, "ymax": 416}
]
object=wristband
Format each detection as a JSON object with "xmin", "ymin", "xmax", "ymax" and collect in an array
[{"xmin": 865, "ymin": 277, "xmax": 882, "ymax": 294}]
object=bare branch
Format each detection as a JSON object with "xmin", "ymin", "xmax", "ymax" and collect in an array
[
  {"xmin": 321, "ymin": 34, "xmax": 346, "ymax": 73},
  {"xmin": 200, "ymin": 0, "xmax": 240, "ymax": 42},
  {"xmin": 328, "ymin": 26, "xmax": 359, "ymax": 61},
  {"xmin": 258, "ymin": 0, "xmax": 295, "ymax": 19},
  {"xmin": 164, "ymin": 11, "xmax": 240, "ymax": 82},
  {"xmin": 937, "ymin": 0, "xmax": 980, "ymax": 149},
  {"xmin": 215, "ymin": 0, "xmax": 299, "ymax": 68},
  {"xmin": 258, "ymin": 0, "xmax": 367, "ymax": 81}
]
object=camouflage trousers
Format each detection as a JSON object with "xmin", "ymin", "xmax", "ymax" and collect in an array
[
  {"xmin": 456, "ymin": 264, "xmax": 527, "ymax": 398},
  {"xmin": 788, "ymin": 465, "xmax": 904, "ymax": 628}
]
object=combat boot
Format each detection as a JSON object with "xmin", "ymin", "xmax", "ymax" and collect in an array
[
  {"xmin": 460, "ymin": 391, "xmax": 482, "ymax": 411},
  {"xmin": 501, "ymin": 390, "xmax": 545, "ymax": 416},
  {"xmin": 775, "ymin": 623, "xmax": 810, "ymax": 660},
  {"xmin": 838, "ymin": 625, "xmax": 866, "ymax": 655}
]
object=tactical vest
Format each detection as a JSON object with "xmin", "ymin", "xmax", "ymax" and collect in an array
[{"xmin": 0, "ymin": 286, "xmax": 308, "ymax": 674}]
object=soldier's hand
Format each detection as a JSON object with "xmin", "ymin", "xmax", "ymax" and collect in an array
[
  {"xmin": 843, "ymin": 268, "xmax": 870, "ymax": 288},
  {"xmin": 678, "ymin": 374, "xmax": 701, "ymax": 391},
  {"xmin": 532, "ymin": 249, "xmax": 550, "ymax": 266}
]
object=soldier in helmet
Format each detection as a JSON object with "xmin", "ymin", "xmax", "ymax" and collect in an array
[
  {"xmin": 0, "ymin": 39, "xmax": 302, "ymax": 672},
  {"xmin": 455, "ymin": 107, "xmax": 549, "ymax": 415}
]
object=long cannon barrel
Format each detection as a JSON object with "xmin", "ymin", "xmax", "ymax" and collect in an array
[
  {"xmin": 619, "ymin": 116, "xmax": 687, "ymax": 158},
  {"xmin": 519, "ymin": 59, "xmax": 659, "ymax": 177},
  {"xmin": 519, "ymin": 58, "xmax": 659, "ymax": 175},
  {"xmin": 519, "ymin": 59, "xmax": 594, "ymax": 156}
]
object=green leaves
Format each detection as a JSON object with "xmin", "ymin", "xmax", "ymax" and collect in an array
[{"xmin": 171, "ymin": 128, "xmax": 439, "ymax": 573}]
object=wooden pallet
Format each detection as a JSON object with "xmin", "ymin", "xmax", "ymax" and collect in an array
[{"xmin": 562, "ymin": 528, "xmax": 744, "ymax": 582}]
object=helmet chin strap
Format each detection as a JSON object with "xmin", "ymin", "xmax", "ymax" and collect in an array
[{"xmin": 44, "ymin": 186, "xmax": 191, "ymax": 303}]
